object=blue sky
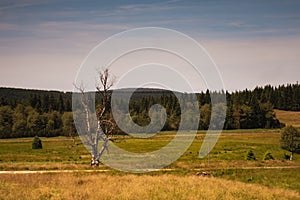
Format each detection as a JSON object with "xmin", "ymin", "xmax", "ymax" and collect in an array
[{"xmin": 0, "ymin": 0, "xmax": 300, "ymax": 91}]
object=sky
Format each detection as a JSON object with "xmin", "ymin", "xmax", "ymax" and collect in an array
[{"xmin": 0, "ymin": 0, "xmax": 300, "ymax": 92}]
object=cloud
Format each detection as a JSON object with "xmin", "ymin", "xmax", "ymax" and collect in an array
[
  {"xmin": 227, "ymin": 21, "xmax": 256, "ymax": 28},
  {"xmin": 0, "ymin": 23, "xmax": 19, "ymax": 31},
  {"xmin": 0, "ymin": 0, "xmax": 50, "ymax": 11},
  {"xmin": 117, "ymin": 3, "xmax": 179, "ymax": 13},
  {"xmin": 0, "ymin": 0, "xmax": 300, "ymax": 91},
  {"xmin": 39, "ymin": 21, "xmax": 131, "ymax": 31},
  {"xmin": 0, "ymin": 20, "xmax": 133, "ymax": 56}
]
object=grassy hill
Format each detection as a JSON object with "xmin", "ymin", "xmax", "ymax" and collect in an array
[{"xmin": 275, "ymin": 109, "xmax": 300, "ymax": 127}]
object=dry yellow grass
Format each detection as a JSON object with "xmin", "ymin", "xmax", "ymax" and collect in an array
[
  {"xmin": 275, "ymin": 109, "xmax": 300, "ymax": 127},
  {"xmin": 0, "ymin": 173, "xmax": 299, "ymax": 200}
]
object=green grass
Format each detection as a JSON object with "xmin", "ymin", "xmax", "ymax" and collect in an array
[
  {"xmin": 212, "ymin": 168, "xmax": 300, "ymax": 193},
  {"xmin": 113, "ymin": 130, "xmax": 299, "ymax": 167},
  {"xmin": 0, "ymin": 137, "xmax": 89, "ymax": 163},
  {"xmin": 0, "ymin": 130, "xmax": 300, "ymax": 194}
]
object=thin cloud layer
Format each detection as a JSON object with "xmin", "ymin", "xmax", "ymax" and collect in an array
[{"xmin": 0, "ymin": 0, "xmax": 299, "ymax": 91}]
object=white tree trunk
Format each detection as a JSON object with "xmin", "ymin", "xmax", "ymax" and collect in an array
[{"xmin": 290, "ymin": 152, "xmax": 293, "ymax": 161}]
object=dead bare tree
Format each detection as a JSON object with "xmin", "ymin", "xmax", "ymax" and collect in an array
[{"xmin": 74, "ymin": 68, "xmax": 116, "ymax": 166}]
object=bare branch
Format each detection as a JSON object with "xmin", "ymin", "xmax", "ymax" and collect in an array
[
  {"xmin": 93, "ymin": 68, "xmax": 117, "ymax": 165},
  {"xmin": 73, "ymin": 82, "xmax": 94, "ymax": 148}
]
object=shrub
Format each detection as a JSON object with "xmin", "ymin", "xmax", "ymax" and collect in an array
[
  {"xmin": 32, "ymin": 136, "xmax": 42, "ymax": 149},
  {"xmin": 246, "ymin": 150, "xmax": 256, "ymax": 161},
  {"xmin": 283, "ymin": 153, "xmax": 290, "ymax": 160},
  {"xmin": 263, "ymin": 152, "xmax": 274, "ymax": 160}
]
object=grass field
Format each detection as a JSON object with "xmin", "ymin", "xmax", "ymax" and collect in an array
[
  {"xmin": 1, "ymin": 109, "xmax": 300, "ymax": 199},
  {"xmin": 0, "ymin": 129, "xmax": 300, "ymax": 198},
  {"xmin": 275, "ymin": 109, "xmax": 300, "ymax": 127},
  {"xmin": 0, "ymin": 130, "xmax": 299, "ymax": 170}
]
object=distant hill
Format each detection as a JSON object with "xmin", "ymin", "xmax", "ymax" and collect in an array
[
  {"xmin": 1, "ymin": 82, "xmax": 299, "ymax": 111},
  {"xmin": 0, "ymin": 87, "xmax": 178, "ymax": 104},
  {"xmin": 274, "ymin": 109, "xmax": 300, "ymax": 127},
  {"xmin": 0, "ymin": 87, "xmax": 72, "ymax": 104},
  {"xmin": 112, "ymin": 87, "xmax": 181, "ymax": 100}
]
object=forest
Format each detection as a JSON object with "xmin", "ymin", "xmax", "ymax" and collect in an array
[{"xmin": 0, "ymin": 83, "xmax": 299, "ymax": 138}]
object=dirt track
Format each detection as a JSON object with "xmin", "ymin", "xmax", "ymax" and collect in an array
[{"xmin": 0, "ymin": 165, "xmax": 300, "ymax": 174}]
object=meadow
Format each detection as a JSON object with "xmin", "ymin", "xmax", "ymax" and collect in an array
[
  {"xmin": 275, "ymin": 109, "xmax": 300, "ymax": 127},
  {"xmin": 0, "ymin": 173, "xmax": 299, "ymax": 200},
  {"xmin": 0, "ymin": 110, "xmax": 300, "ymax": 199}
]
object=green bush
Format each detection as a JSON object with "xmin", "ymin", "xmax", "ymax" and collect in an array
[
  {"xmin": 280, "ymin": 125, "xmax": 300, "ymax": 161},
  {"xmin": 246, "ymin": 150, "xmax": 256, "ymax": 161},
  {"xmin": 32, "ymin": 136, "xmax": 42, "ymax": 149},
  {"xmin": 263, "ymin": 152, "xmax": 274, "ymax": 160}
]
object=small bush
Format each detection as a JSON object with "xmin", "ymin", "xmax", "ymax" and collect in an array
[
  {"xmin": 247, "ymin": 176, "xmax": 254, "ymax": 182},
  {"xmin": 246, "ymin": 150, "xmax": 256, "ymax": 161},
  {"xmin": 32, "ymin": 136, "xmax": 42, "ymax": 149},
  {"xmin": 283, "ymin": 153, "xmax": 290, "ymax": 160},
  {"xmin": 263, "ymin": 152, "xmax": 274, "ymax": 160}
]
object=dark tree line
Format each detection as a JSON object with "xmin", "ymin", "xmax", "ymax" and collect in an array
[
  {"xmin": 125, "ymin": 91, "xmax": 282, "ymax": 131},
  {"xmin": 0, "ymin": 104, "xmax": 75, "ymax": 138},
  {"xmin": 0, "ymin": 83, "xmax": 298, "ymax": 138},
  {"xmin": 0, "ymin": 88, "xmax": 74, "ymax": 138},
  {"xmin": 0, "ymin": 88, "xmax": 72, "ymax": 113},
  {"xmin": 233, "ymin": 83, "xmax": 300, "ymax": 111}
]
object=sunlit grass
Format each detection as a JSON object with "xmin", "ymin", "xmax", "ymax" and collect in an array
[
  {"xmin": 275, "ymin": 109, "xmax": 300, "ymax": 127},
  {"xmin": 0, "ymin": 130, "xmax": 300, "ymax": 195},
  {"xmin": 0, "ymin": 173, "xmax": 299, "ymax": 200}
]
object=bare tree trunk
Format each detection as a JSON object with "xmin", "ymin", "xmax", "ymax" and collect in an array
[
  {"xmin": 94, "ymin": 120, "xmax": 109, "ymax": 161},
  {"xmin": 91, "ymin": 68, "xmax": 116, "ymax": 166},
  {"xmin": 98, "ymin": 136, "xmax": 109, "ymax": 160},
  {"xmin": 75, "ymin": 68, "xmax": 115, "ymax": 166},
  {"xmin": 290, "ymin": 152, "xmax": 293, "ymax": 161}
]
